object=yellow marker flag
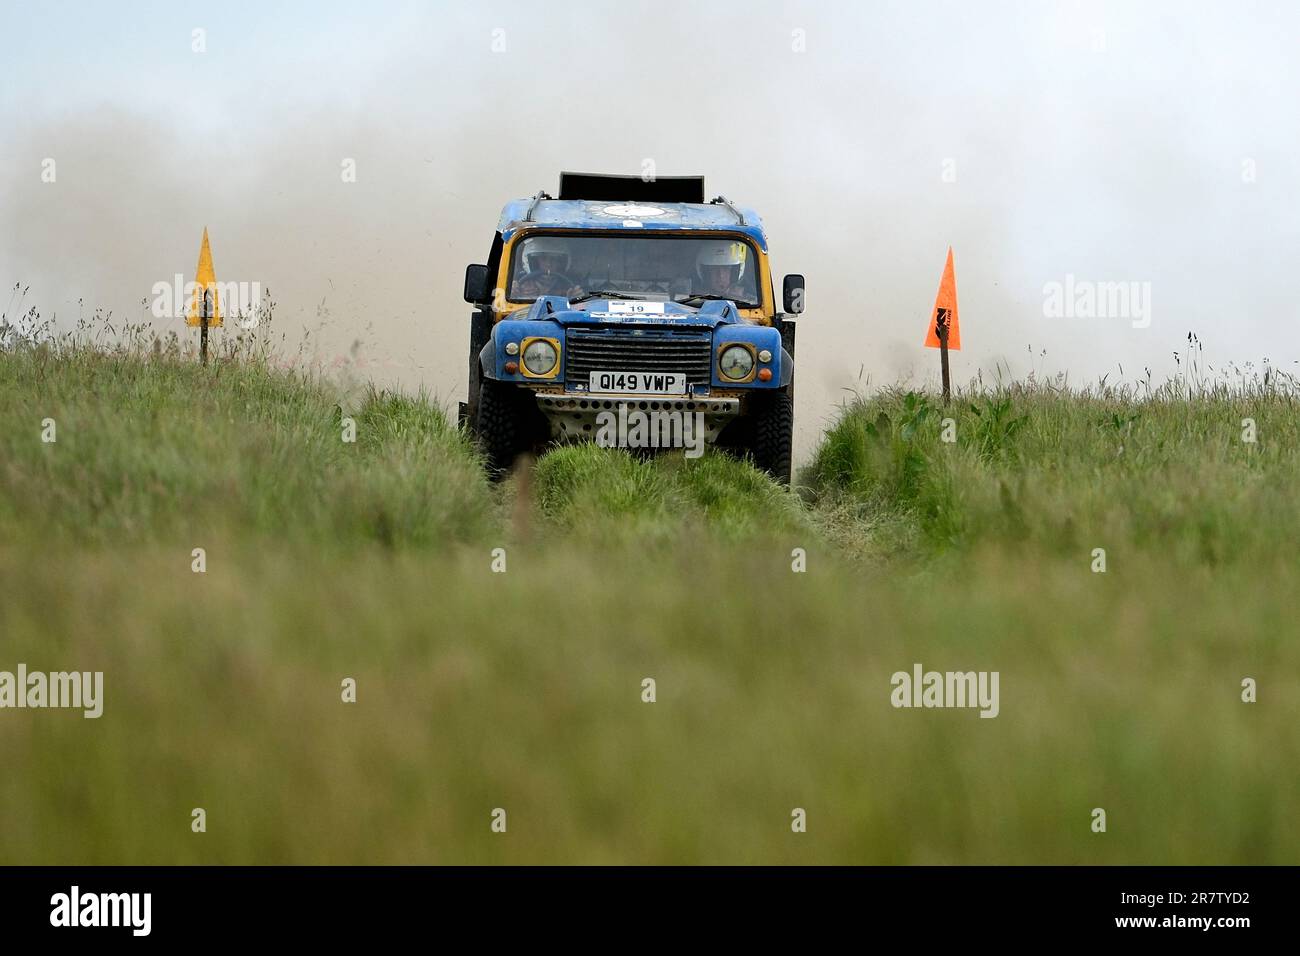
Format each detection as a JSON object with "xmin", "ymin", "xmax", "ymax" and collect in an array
[{"xmin": 186, "ymin": 227, "xmax": 223, "ymax": 327}]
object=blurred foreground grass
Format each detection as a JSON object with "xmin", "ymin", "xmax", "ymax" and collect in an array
[{"xmin": 1, "ymin": 349, "xmax": 1296, "ymax": 863}]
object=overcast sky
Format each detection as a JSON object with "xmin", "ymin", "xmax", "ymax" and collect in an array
[{"xmin": 3, "ymin": 0, "xmax": 1298, "ymax": 459}]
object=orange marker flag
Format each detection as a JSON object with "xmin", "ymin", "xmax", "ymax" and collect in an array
[
  {"xmin": 923, "ymin": 247, "xmax": 959, "ymax": 350},
  {"xmin": 186, "ymin": 227, "xmax": 223, "ymax": 328}
]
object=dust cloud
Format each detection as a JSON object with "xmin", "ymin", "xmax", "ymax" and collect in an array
[{"xmin": 4, "ymin": 1, "xmax": 1298, "ymax": 461}]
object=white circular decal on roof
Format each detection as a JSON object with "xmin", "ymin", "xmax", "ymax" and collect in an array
[{"xmin": 602, "ymin": 204, "xmax": 667, "ymax": 218}]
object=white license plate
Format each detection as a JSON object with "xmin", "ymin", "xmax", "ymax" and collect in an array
[{"xmin": 590, "ymin": 371, "xmax": 687, "ymax": 395}]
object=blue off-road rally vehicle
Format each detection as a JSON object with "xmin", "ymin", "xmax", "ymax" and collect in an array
[{"xmin": 460, "ymin": 173, "xmax": 804, "ymax": 483}]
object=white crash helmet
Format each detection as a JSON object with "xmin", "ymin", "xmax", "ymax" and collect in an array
[
  {"xmin": 524, "ymin": 237, "xmax": 570, "ymax": 272},
  {"xmin": 695, "ymin": 241, "xmax": 747, "ymax": 281}
]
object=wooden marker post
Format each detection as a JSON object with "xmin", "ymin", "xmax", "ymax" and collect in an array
[
  {"xmin": 200, "ymin": 289, "xmax": 211, "ymax": 366},
  {"xmin": 924, "ymin": 248, "xmax": 961, "ymax": 405},
  {"xmin": 936, "ymin": 307, "xmax": 952, "ymax": 405}
]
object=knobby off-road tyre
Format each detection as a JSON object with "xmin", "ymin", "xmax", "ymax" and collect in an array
[
  {"xmin": 475, "ymin": 379, "xmax": 542, "ymax": 479},
  {"xmin": 464, "ymin": 310, "xmax": 494, "ymax": 429},
  {"xmin": 750, "ymin": 389, "xmax": 794, "ymax": 485}
]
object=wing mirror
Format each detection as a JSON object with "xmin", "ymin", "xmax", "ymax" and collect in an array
[
  {"xmin": 464, "ymin": 264, "xmax": 491, "ymax": 304},
  {"xmin": 782, "ymin": 274, "xmax": 805, "ymax": 315}
]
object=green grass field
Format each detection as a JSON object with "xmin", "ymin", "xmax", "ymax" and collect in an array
[{"xmin": 1, "ymin": 341, "xmax": 1296, "ymax": 864}]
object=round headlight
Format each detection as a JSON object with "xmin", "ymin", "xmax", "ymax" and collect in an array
[
  {"xmin": 522, "ymin": 339, "xmax": 558, "ymax": 375},
  {"xmin": 719, "ymin": 345, "xmax": 755, "ymax": 381}
]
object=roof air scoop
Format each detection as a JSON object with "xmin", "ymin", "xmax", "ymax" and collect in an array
[{"xmin": 557, "ymin": 172, "xmax": 705, "ymax": 204}]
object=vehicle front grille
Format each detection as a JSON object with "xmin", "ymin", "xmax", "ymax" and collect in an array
[{"xmin": 564, "ymin": 326, "xmax": 713, "ymax": 386}]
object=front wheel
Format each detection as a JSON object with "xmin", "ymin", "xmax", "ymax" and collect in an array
[
  {"xmin": 475, "ymin": 379, "xmax": 541, "ymax": 478},
  {"xmin": 749, "ymin": 389, "xmax": 794, "ymax": 485}
]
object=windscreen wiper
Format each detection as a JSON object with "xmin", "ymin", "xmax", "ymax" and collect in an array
[
  {"xmin": 569, "ymin": 291, "xmax": 648, "ymax": 303},
  {"xmin": 674, "ymin": 293, "xmax": 759, "ymax": 309}
]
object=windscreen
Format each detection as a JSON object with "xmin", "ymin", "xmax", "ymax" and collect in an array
[{"xmin": 508, "ymin": 234, "xmax": 761, "ymax": 307}]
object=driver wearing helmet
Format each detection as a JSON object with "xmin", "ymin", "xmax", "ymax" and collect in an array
[
  {"xmin": 514, "ymin": 237, "xmax": 581, "ymax": 298},
  {"xmin": 694, "ymin": 241, "xmax": 752, "ymax": 303}
]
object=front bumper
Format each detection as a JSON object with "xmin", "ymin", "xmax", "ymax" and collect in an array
[{"xmin": 535, "ymin": 392, "xmax": 742, "ymax": 442}]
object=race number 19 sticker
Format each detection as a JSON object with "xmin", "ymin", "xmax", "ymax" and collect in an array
[{"xmin": 605, "ymin": 301, "xmax": 666, "ymax": 314}]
